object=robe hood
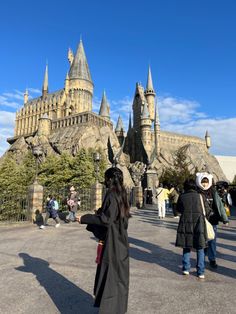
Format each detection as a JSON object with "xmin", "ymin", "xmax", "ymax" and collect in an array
[{"xmin": 196, "ymin": 172, "xmax": 213, "ymax": 190}]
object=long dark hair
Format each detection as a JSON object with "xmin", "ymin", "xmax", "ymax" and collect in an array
[{"xmin": 105, "ymin": 167, "xmax": 131, "ymax": 218}]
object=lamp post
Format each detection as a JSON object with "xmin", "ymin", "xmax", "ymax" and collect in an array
[
  {"xmin": 93, "ymin": 152, "xmax": 100, "ymax": 183},
  {"xmin": 32, "ymin": 146, "xmax": 43, "ymax": 183}
]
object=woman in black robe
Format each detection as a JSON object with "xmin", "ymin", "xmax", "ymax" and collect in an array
[{"xmin": 76, "ymin": 167, "xmax": 131, "ymax": 314}]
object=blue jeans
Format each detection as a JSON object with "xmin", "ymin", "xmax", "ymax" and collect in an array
[
  {"xmin": 207, "ymin": 225, "xmax": 217, "ymax": 262},
  {"xmin": 67, "ymin": 211, "xmax": 76, "ymax": 222},
  {"xmin": 183, "ymin": 248, "xmax": 205, "ymax": 276}
]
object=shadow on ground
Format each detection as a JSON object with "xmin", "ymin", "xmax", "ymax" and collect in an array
[{"xmin": 16, "ymin": 253, "xmax": 97, "ymax": 314}]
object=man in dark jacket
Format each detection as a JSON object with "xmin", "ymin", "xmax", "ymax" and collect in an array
[
  {"xmin": 196, "ymin": 172, "xmax": 229, "ymax": 269},
  {"xmin": 176, "ymin": 179, "xmax": 210, "ymax": 279}
]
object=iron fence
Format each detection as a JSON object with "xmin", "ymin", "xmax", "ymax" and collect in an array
[
  {"xmin": 0, "ymin": 194, "xmax": 29, "ymax": 222},
  {"xmin": 43, "ymin": 187, "xmax": 94, "ymax": 212}
]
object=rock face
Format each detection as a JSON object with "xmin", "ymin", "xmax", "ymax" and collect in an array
[{"xmin": 3, "ymin": 124, "xmax": 135, "ymax": 187}]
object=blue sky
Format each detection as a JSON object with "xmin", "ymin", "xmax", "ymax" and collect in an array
[{"xmin": 1, "ymin": 0, "xmax": 236, "ymax": 156}]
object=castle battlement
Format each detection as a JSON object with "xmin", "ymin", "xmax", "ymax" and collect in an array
[{"xmin": 51, "ymin": 112, "xmax": 113, "ymax": 131}]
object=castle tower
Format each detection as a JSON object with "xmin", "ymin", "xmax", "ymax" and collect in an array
[
  {"xmin": 37, "ymin": 113, "xmax": 51, "ymax": 136},
  {"xmin": 24, "ymin": 88, "xmax": 29, "ymax": 105},
  {"xmin": 99, "ymin": 91, "xmax": 110, "ymax": 120},
  {"xmin": 115, "ymin": 115, "xmax": 125, "ymax": 146},
  {"xmin": 205, "ymin": 130, "xmax": 211, "ymax": 149},
  {"xmin": 144, "ymin": 66, "xmax": 156, "ymax": 121},
  {"xmin": 140, "ymin": 101, "xmax": 152, "ymax": 159},
  {"xmin": 68, "ymin": 48, "xmax": 74, "ymax": 65},
  {"xmin": 154, "ymin": 101, "xmax": 161, "ymax": 157},
  {"xmin": 42, "ymin": 64, "xmax": 48, "ymax": 99},
  {"xmin": 68, "ymin": 40, "xmax": 94, "ymax": 112}
]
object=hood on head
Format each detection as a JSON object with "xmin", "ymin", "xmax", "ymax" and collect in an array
[{"xmin": 196, "ymin": 172, "xmax": 213, "ymax": 190}]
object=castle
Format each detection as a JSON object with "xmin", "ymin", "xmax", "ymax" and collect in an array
[{"xmin": 7, "ymin": 40, "xmax": 226, "ymax": 184}]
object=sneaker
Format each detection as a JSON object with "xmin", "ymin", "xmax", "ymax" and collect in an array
[
  {"xmin": 55, "ymin": 223, "xmax": 60, "ymax": 228},
  {"xmin": 209, "ymin": 260, "xmax": 218, "ymax": 269},
  {"xmin": 182, "ymin": 270, "xmax": 189, "ymax": 275},
  {"xmin": 198, "ymin": 274, "xmax": 205, "ymax": 279},
  {"xmin": 39, "ymin": 225, "xmax": 45, "ymax": 229},
  {"xmin": 174, "ymin": 216, "xmax": 179, "ymax": 219}
]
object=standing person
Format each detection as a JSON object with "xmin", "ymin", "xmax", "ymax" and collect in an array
[
  {"xmin": 176, "ymin": 179, "xmax": 210, "ymax": 279},
  {"xmin": 146, "ymin": 187, "xmax": 153, "ymax": 205},
  {"xmin": 66, "ymin": 186, "xmax": 79, "ymax": 222},
  {"xmin": 155, "ymin": 183, "xmax": 166, "ymax": 219},
  {"xmin": 196, "ymin": 173, "xmax": 229, "ymax": 269},
  {"xmin": 163, "ymin": 185, "xmax": 170, "ymax": 212},
  {"xmin": 169, "ymin": 185, "xmax": 179, "ymax": 218},
  {"xmin": 76, "ymin": 167, "xmax": 130, "ymax": 314},
  {"xmin": 40, "ymin": 196, "xmax": 60, "ymax": 229}
]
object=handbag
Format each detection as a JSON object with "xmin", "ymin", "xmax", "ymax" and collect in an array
[{"xmin": 199, "ymin": 194, "xmax": 215, "ymax": 241}]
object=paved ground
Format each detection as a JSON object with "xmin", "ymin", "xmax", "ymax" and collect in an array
[{"xmin": 0, "ymin": 207, "xmax": 235, "ymax": 314}]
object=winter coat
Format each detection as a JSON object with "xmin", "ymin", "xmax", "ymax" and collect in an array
[
  {"xmin": 46, "ymin": 200, "xmax": 58, "ymax": 219},
  {"xmin": 169, "ymin": 188, "xmax": 179, "ymax": 204},
  {"xmin": 67, "ymin": 191, "xmax": 79, "ymax": 212},
  {"xmin": 80, "ymin": 191, "xmax": 129, "ymax": 314},
  {"xmin": 175, "ymin": 189, "xmax": 210, "ymax": 249}
]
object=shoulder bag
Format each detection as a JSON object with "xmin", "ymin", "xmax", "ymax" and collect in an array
[{"xmin": 200, "ymin": 194, "xmax": 215, "ymax": 241}]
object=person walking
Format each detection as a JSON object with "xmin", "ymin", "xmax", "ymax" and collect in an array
[
  {"xmin": 169, "ymin": 185, "xmax": 179, "ymax": 218},
  {"xmin": 155, "ymin": 183, "xmax": 166, "ymax": 219},
  {"xmin": 76, "ymin": 167, "xmax": 131, "ymax": 314},
  {"xmin": 176, "ymin": 179, "xmax": 210, "ymax": 279},
  {"xmin": 196, "ymin": 172, "xmax": 229, "ymax": 269},
  {"xmin": 40, "ymin": 196, "xmax": 60, "ymax": 229},
  {"xmin": 66, "ymin": 186, "xmax": 79, "ymax": 222}
]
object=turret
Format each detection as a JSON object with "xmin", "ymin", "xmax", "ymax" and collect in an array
[
  {"xmin": 99, "ymin": 91, "xmax": 110, "ymax": 120},
  {"xmin": 115, "ymin": 115, "xmax": 125, "ymax": 146},
  {"xmin": 68, "ymin": 40, "xmax": 93, "ymax": 112},
  {"xmin": 144, "ymin": 66, "xmax": 156, "ymax": 121},
  {"xmin": 140, "ymin": 101, "xmax": 152, "ymax": 159},
  {"xmin": 205, "ymin": 130, "xmax": 211, "ymax": 149},
  {"xmin": 37, "ymin": 113, "xmax": 51, "ymax": 136},
  {"xmin": 64, "ymin": 72, "xmax": 69, "ymax": 94},
  {"xmin": 24, "ymin": 88, "xmax": 28, "ymax": 105},
  {"xmin": 68, "ymin": 48, "xmax": 74, "ymax": 65},
  {"xmin": 42, "ymin": 64, "xmax": 48, "ymax": 99},
  {"xmin": 154, "ymin": 100, "xmax": 161, "ymax": 157}
]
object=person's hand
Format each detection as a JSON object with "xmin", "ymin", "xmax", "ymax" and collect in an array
[{"xmin": 75, "ymin": 216, "xmax": 81, "ymax": 223}]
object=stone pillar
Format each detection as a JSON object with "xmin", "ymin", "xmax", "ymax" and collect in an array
[
  {"xmin": 145, "ymin": 169, "xmax": 159, "ymax": 192},
  {"xmin": 91, "ymin": 182, "xmax": 103, "ymax": 212},
  {"xmin": 28, "ymin": 181, "xmax": 44, "ymax": 223},
  {"xmin": 132, "ymin": 186, "xmax": 143, "ymax": 209}
]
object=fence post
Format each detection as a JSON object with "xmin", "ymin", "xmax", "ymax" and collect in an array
[
  {"xmin": 91, "ymin": 182, "xmax": 103, "ymax": 212},
  {"xmin": 28, "ymin": 181, "xmax": 44, "ymax": 223}
]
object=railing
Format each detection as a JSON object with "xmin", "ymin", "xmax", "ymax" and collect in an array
[
  {"xmin": 43, "ymin": 187, "xmax": 94, "ymax": 212},
  {"xmin": 0, "ymin": 194, "xmax": 29, "ymax": 222}
]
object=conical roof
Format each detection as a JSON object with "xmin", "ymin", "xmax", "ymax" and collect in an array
[
  {"xmin": 99, "ymin": 91, "xmax": 110, "ymax": 118},
  {"xmin": 146, "ymin": 65, "xmax": 154, "ymax": 91},
  {"xmin": 115, "ymin": 115, "xmax": 124, "ymax": 132},
  {"xmin": 69, "ymin": 40, "xmax": 92, "ymax": 82}
]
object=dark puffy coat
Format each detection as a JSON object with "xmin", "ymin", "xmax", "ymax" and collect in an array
[{"xmin": 175, "ymin": 189, "xmax": 210, "ymax": 249}]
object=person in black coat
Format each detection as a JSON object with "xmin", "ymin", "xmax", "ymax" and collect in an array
[
  {"xmin": 76, "ymin": 167, "xmax": 131, "ymax": 314},
  {"xmin": 175, "ymin": 179, "xmax": 211, "ymax": 279}
]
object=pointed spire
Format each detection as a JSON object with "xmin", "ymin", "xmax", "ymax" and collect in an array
[
  {"xmin": 141, "ymin": 102, "xmax": 150, "ymax": 119},
  {"xmin": 68, "ymin": 40, "xmax": 92, "ymax": 82},
  {"xmin": 68, "ymin": 48, "xmax": 74, "ymax": 65},
  {"xmin": 146, "ymin": 65, "xmax": 154, "ymax": 91},
  {"xmin": 115, "ymin": 115, "xmax": 124, "ymax": 132},
  {"xmin": 24, "ymin": 88, "xmax": 28, "ymax": 104},
  {"xmin": 42, "ymin": 64, "xmax": 48, "ymax": 98},
  {"xmin": 128, "ymin": 112, "xmax": 132, "ymax": 130},
  {"xmin": 99, "ymin": 91, "xmax": 110, "ymax": 119}
]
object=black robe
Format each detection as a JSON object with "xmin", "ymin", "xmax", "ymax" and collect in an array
[{"xmin": 80, "ymin": 191, "xmax": 129, "ymax": 314}]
